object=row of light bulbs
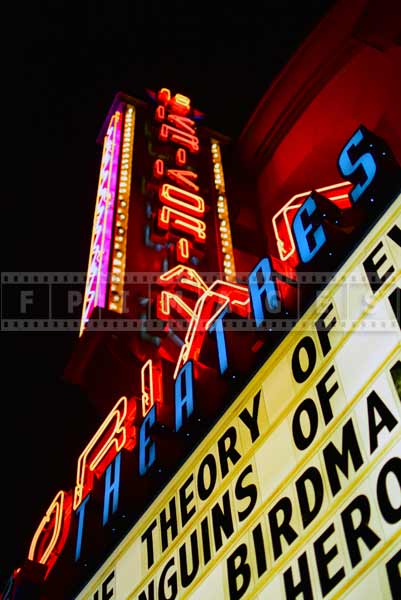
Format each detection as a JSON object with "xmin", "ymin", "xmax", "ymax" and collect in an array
[
  {"xmin": 211, "ymin": 140, "xmax": 236, "ymax": 282},
  {"xmin": 109, "ymin": 106, "xmax": 135, "ymax": 312}
]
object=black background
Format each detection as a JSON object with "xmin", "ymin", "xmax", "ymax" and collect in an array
[{"xmin": 3, "ymin": 0, "xmax": 337, "ymax": 590}]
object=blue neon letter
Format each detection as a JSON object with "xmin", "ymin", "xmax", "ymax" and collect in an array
[
  {"xmin": 338, "ymin": 127, "xmax": 376, "ymax": 203},
  {"xmin": 139, "ymin": 404, "xmax": 156, "ymax": 475},
  {"xmin": 103, "ymin": 453, "xmax": 121, "ymax": 525},
  {"xmin": 209, "ymin": 307, "xmax": 228, "ymax": 374},
  {"xmin": 293, "ymin": 195, "xmax": 326, "ymax": 263},
  {"xmin": 175, "ymin": 361, "xmax": 194, "ymax": 431},
  {"xmin": 74, "ymin": 494, "xmax": 90, "ymax": 561},
  {"xmin": 248, "ymin": 257, "xmax": 279, "ymax": 326}
]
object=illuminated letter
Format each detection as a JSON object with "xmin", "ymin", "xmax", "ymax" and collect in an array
[
  {"xmin": 167, "ymin": 169, "xmax": 199, "ymax": 192},
  {"xmin": 248, "ymin": 257, "xmax": 279, "ymax": 326},
  {"xmin": 139, "ymin": 404, "xmax": 156, "ymax": 475},
  {"xmin": 159, "ymin": 183, "xmax": 204, "ymax": 215},
  {"xmin": 75, "ymin": 494, "xmax": 90, "ymax": 561},
  {"xmin": 170, "ymin": 93, "xmax": 191, "ymax": 115},
  {"xmin": 168, "ymin": 114, "xmax": 196, "ymax": 135},
  {"xmin": 103, "ymin": 453, "xmax": 121, "ymax": 525},
  {"xmin": 28, "ymin": 490, "xmax": 72, "ymax": 577},
  {"xmin": 292, "ymin": 196, "xmax": 326, "ymax": 263},
  {"xmin": 338, "ymin": 127, "xmax": 376, "ymax": 203},
  {"xmin": 141, "ymin": 359, "xmax": 162, "ymax": 416},
  {"xmin": 74, "ymin": 396, "xmax": 136, "ymax": 509},
  {"xmin": 158, "ymin": 206, "xmax": 206, "ymax": 242},
  {"xmin": 177, "ymin": 238, "xmax": 190, "ymax": 262},
  {"xmin": 272, "ymin": 181, "xmax": 352, "ymax": 262},
  {"xmin": 155, "ymin": 105, "xmax": 166, "ymax": 122},
  {"xmin": 209, "ymin": 307, "xmax": 229, "ymax": 374},
  {"xmin": 175, "ymin": 361, "xmax": 194, "ymax": 431},
  {"xmin": 159, "ymin": 124, "xmax": 199, "ymax": 153},
  {"xmin": 174, "ymin": 280, "xmax": 250, "ymax": 377},
  {"xmin": 158, "ymin": 290, "xmax": 194, "ymax": 321},
  {"xmin": 153, "ymin": 158, "xmax": 164, "ymax": 179},
  {"xmin": 176, "ymin": 148, "xmax": 187, "ymax": 166},
  {"xmin": 157, "ymin": 88, "xmax": 171, "ymax": 105}
]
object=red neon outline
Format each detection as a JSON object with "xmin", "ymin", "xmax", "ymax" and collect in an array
[
  {"xmin": 159, "ymin": 124, "xmax": 199, "ymax": 153},
  {"xmin": 167, "ymin": 169, "xmax": 199, "ymax": 192},
  {"xmin": 173, "ymin": 280, "xmax": 250, "ymax": 378},
  {"xmin": 272, "ymin": 181, "xmax": 353, "ymax": 261},
  {"xmin": 170, "ymin": 93, "xmax": 191, "ymax": 116},
  {"xmin": 167, "ymin": 114, "xmax": 196, "ymax": 135},
  {"xmin": 153, "ymin": 158, "xmax": 165, "ymax": 179},
  {"xmin": 141, "ymin": 359, "xmax": 163, "ymax": 417},
  {"xmin": 157, "ymin": 266, "xmax": 208, "ymax": 321},
  {"xmin": 73, "ymin": 396, "xmax": 136, "ymax": 510},
  {"xmin": 176, "ymin": 148, "xmax": 187, "ymax": 166},
  {"xmin": 158, "ymin": 290, "xmax": 195, "ymax": 321},
  {"xmin": 157, "ymin": 88, "xmax": 171, "ymax": 105},
  {"xmin": 155, "ymin": 105, "xmax": 166, "ymax": 122},
  {"xmin": 159, "ymin": 183, "xmax": 204, "ymax": 216},
  {"xmin": 159, "ymin": 265, "xmax": 208, "ymax": 292},
  {"xmin": 158, "ymin": 206, "xmax": 206, "ymax": 242},
  {"xmin": 28, "ymin": 490, "xmax": 72, "ymax": 576},
  {"xmin": 177, "ymin": 237, "xmax": 190, "ymax": 261}
]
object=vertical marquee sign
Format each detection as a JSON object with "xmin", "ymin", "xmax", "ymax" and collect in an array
[{"xmin": 80, "ymin": 109, "xmax": 122, "ymax": 335}]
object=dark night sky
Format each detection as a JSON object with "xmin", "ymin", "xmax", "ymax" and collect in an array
[{"xmin": 3, "ymin": 0, "xmax": 337, "ymax": 590}]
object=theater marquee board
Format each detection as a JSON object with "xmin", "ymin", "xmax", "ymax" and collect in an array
[{"xmin": 74, "ymin": 198, "xmax": 401, "ymax": 600}]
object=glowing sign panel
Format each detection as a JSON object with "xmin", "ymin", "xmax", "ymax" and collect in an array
[
  {"xmin": 74, "ymin": 199, "xmax": 401, "ymax": 600},
  {"xmin": 80, "ymin": 111, "xmax": 122, "ymax": 335}
]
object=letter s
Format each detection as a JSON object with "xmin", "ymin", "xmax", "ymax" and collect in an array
[{"xmin": 338, "ymin": 126, "xmax": 377, "ymax": 204}]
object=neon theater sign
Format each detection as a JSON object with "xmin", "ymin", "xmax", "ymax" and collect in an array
[{"xmin": 13, "ymin": 89, "xmax": 401, "ymax": 599}]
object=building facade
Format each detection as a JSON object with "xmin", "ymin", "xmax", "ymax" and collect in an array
[{"xmin": 3, "ymin": 0, "xmax": 401, "ymax": 598}]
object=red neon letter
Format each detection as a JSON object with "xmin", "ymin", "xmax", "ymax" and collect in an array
[
  {"xmin": 167, "ymin": 114, "xmax": 196, "ymax": 135},
  {"xmin": 141, "ymin": 359, "xmax": 163, "ymax": 417},
  {"xmin": 159, "ymin": 124, "xmax": 199, "ymax": 153},
  {"xmin": 157, "ymin": 88, "xmax": 171, "ymax": 105},
  {"xmin": 153, "ymin": 158, "xmax": 165, "ymax": 179},
  {"xmin": 155, "ymin": 105, "xmax": 166, "ymax": 122},
  {"xmin": 167, "ymin": 169, "xmax": 199, "ymax": 192},
  {"xmin": 157, "ymin": 265, "xmax": 208, "ymax": 321},
  {"xmin": 159, "ymin": 265, "xmax": 208, "ymax": 293},
  {"xmin": 28, "ymin": 490, "xmax": 72, "ymax": 577},
  {"xmin": 158, "ymin": 206, "xmax": 206, "ymax": 242},
  {"xmin": 73, "ymin": 396, "xmax": 136, "ymax": 509},
  {"xmin": 158, "ymin": 290, "xmax": 195, "ymax": 322},
  {"xmin": 159, "ymin": 183, "xmax": 204, "ymax": 216},
  {"xmin": 174, "ymin": 280, "xmax": 250, "ymax": 378},
  {"xmin": 176, "ymin": 148, "xmax": 187, "ymax": 166},
  {"xmin": 170, "ymin": 93, "xmax": 191, "ymax": 116},
  {"xmin": 177, "ymin": 237, "xmax": 190, "ymax": 262}
]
